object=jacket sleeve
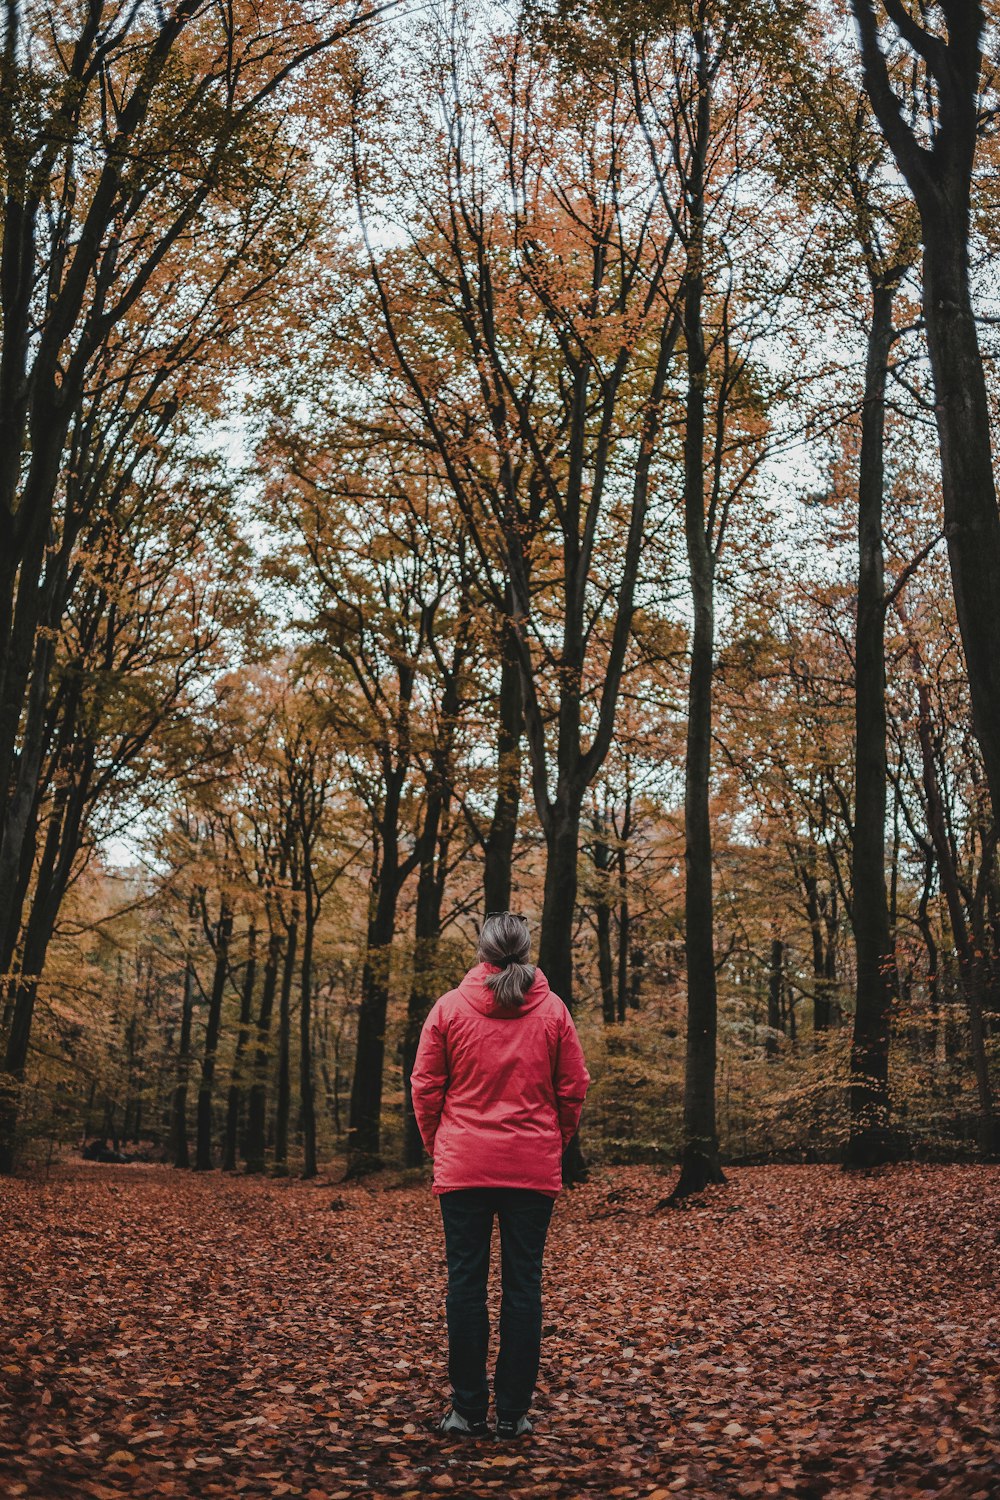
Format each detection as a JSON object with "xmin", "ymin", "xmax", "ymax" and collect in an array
[
  {"xmin": 554, "ymin": 1005, "xmax": 590, "ymax": 1147},
  {"xmin": 409, "ymin": 1001, "xmax": 449, "ymax": 1156}
]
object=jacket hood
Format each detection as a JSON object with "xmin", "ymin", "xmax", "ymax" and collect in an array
[{"xmin": 457, "ymin": 961, "xmax": 552, "ymax": 1017}]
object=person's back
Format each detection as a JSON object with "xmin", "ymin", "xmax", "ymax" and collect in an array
[
  {"xmin": 410, "ymin": 912, "xmax": 590, "ymax": 1440},
  {"xmin": 413, "ymin": 964, "xmax": 584, "ymax": 1198}
]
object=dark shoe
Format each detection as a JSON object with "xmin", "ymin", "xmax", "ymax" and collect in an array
[
  {"xmin": 439, "ymin": 1407, "xmax": 489, "ymax": 1438},
  {"xmin": 495, "ymin": 1414, "xmax": 533, "ymax": 1438}
]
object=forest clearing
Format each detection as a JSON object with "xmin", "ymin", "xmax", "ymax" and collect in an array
[{"xmin": 2, "ymin": 1161, "xmax": 998, "ymax": 1500}]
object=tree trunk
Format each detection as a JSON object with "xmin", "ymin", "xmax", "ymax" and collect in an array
[
  {"xmin": 171, "ymin": 940, "xmax": 197, "ymax": 1169},
  {"xmin": 803, "ymin": 869, "xmax": 832, "ymax": 1034},
  {"xmin": 673, "ymin": 555, "xmax": 725, "ymax": 1198},
  {"xmin": 244, "ymin": 929, "xmax": 282, "ymax": 1174},
  {"xmin": 593, "ymin": 833, "xmax": 616, "ymax": 1024},
  {"xmin": 616, "ymin": 835, "xmax": 630, "ymax": 1021},
  {"xmin": 483, "ymin": 612, "xmax": 523, "ymax": 915},
  {"xmin": 537, "ymin": 795, "xmax": 589, "ymax": 1183},
  {"xmin": 921, "ymin": 228, "xmax": 1000, "ymax": 826},
  {"xmin": 402, "ymin": 793, "xmax": 447, "ymax": 1168},
  {"xmin": 628, "ymin": 929, "xmax": 644, "ymax": 1012},
  {"xmin": 846, "ymin": 279, "xmax": 898, "ymax": 1170},
  {"xmin": 0, "ymin": 754, "xmax": 94, "ymax": 1170},
  {"xmin": 300, "ymin": 892, "xmax": 318, "ymax": 1180},
  {"xmin": 347, "ymin": 838, "xmax": 400, "ymax": 1173},
  {"xmin": 537, "ymin": 793, "xmax": 583, "ymax": 1008},
  {"xmin": 195, "ymin": 901, "xmax": 232, "ymax": 1172},
  {"xmin": 223, "ymin": 924, "xmax": 256, "ymax": 1172},
  {"xmin": 766, "ymin": 937, "xmax": 783, "ymax": 1058},
  {"xmin": 824, "ymin": 888, "xmax": 841, "ymax": 1025},
  {"xmin": 596, "ymin": 898, "xmax": 616, "ymax": 1025},
  {"xmin": 669, "ymin": 39, "xmax": 725, "ymax": 1200},
  {"xmin": 851, "ymin": 0, "xmax": 1000, "ymax": 821},
  {"xmin": 273, "ymin": 917, "xmax": 298, "ymax": 1176},
  {"xmin": 911, "ymin": 667, "xmax": 996, "ymax": 1156}
]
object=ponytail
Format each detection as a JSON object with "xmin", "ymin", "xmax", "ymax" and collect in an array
[{"xmin": 478, "ymin": 912, "xmax": 535, "ymax": 1008}]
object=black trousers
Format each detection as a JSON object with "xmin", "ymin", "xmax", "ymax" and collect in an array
[{"xmin": 439, "ymin": 1187, "xmax": 555, "ymax": 1422}]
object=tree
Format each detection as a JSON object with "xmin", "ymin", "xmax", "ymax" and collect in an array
[
  {"xmin": 348, "ymin": 8, "xmax": 686, "ymax": 1021},
  {"xmin": 0, "ymin": 0, "xmax": 377, "ymax": 1172},
  {"xmin": 850, "ymin": 0, "xmax": 1000, "ymax": 825},
  {"xmin": 627, "ymin": 0, "xmax": 795, "ymax": 1199},
  {"xmin": 0, "ymin": 434, "xmax": 254, "ymax": 1170},
  {"xmin": 775, "ymin": 34, "xmax": 925, "ymax": 1163}
]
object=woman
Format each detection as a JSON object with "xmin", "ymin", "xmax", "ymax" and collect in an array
[{"xmin": 410, "ymin": 912, "xmax": 590, "ymax": 1440}]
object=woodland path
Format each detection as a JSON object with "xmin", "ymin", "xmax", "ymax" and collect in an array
[{"xmin": 1, "ymin": 1162, "xmax": 998, "ymax": 1499}]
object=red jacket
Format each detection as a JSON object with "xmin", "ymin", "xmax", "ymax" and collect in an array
[{"xmin": 409, "ymin": 962, "xmax": 591, "ymax": 1197}]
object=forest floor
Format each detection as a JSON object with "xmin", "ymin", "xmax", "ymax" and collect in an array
[{"xmin": 1, "ymin": 1162, "xmax": 999, "ymax": 1500}]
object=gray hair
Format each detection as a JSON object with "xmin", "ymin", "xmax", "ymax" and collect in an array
[{"xmin": 479, "ymin": 912, "xmax": 535, "ymax": 1008}]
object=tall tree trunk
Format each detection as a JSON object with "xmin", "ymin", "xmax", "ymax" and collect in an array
[
  {"xmin": 824, "ymin": 888, "xmax": 840, "ymax": 1025},
  {"xmin": 802, "ymin": 868, "xmax": 832, "ymax": 1033},
  {"xmin": 244, "ymin": 928, "xmax": 282, "ymax": 1174},
  {"xmin": 273, "ymin": 916, "xmax": 298, "ymax": 1176},
  {"xmin": 0, "ymin": 754, "xmax": 93, "ymax": 1170},
  {"xmin": 766, "ymin": 936, "xmax": 783, "ymax": 1058},
  {"xmin": 628, "ymin": 929, "xmax": 644, "ymax": 1011},
  {"xmin": 195, "ymin": 901, "xmax": 232, "ymax": 1172},
  {"xmin": 537, "ymin": 791, "xmax": 583, "ymax": 1007},
  {"xmin": 403, "ymin": 792, "xmax": 446, "ymax": 1168},
  {"xmin": 616, "ymin": 831, "xmax": 630, "ymax": 1021},
  {"xmin": 171, "ymin": 941, "xmax": 197, "ymax": 1169},
  {"xmin": 300, "ymin": 890, "xmax": 318, "ymax": 1180},
  {"xmin": 914, "ymin": 849, "xmax": 940, "ymax": 1058},
  {"xmin": 910, "ymin": 662, "xmax": 996, "ymax": 1155},
  {"xmin": 347, "ymin": 826, "xmax": 401, "ymax": 1173},
  {"xmin": 670, "ymin": 35, "xmax": 725, "ymax": 1200},
  {"xmin": 852, "ymin": 0, "xmax": 1000, "ymax": 821},
  {"xmin": 483, "ymin": 612, "xmax": 523, "ymax": 915},
  {"xmin": 616, "ymin": 905, "xmax": 630, "ymax": 1022},
  {"xmin": 596, "ymin": 899, "xmax": 616, "ymax": 1026},
  {"xmin": 223, "ymin": 924, "xmax": 256, "ymax": 1172},
  {"xmin": 921, "ymin": 228, "xmax": 1000, "ymax": 825},
  {"xmin": 673, "ymin": 553, "xmax": 725, "ymax": 1198},
  {"xmin": 401, "ymin": 937, "xmax": 433, "ymax": 1164},
  {"xmin": 592, "ymin": 830, "xmax": 616, "ymax": 1024},
  {"xmin": 846, "ymin": 279, "xmax": 899, "ymax": 1169},
  {"xmin": 536, "ymin": 787, "xmax": 588, "ymax": 1182}
]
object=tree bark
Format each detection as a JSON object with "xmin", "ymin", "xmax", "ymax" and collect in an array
[
  {"xmin": 402, "ymin": 788, "xmax": 449, "ymax": 1168},
  {"xmin": 596, "ymin": 900, "xmax": 616, "ymax": 1026},
  {"xmin": 846, "ymin": 279, "xmax": 899, "ymax": 1169},
  {"xmin": 195, "ymin": 900, "xmax": 232, "ymax": 1172},
  {"xmin": 921, "ymin": 226, "xmax": 1000, "ymax": 824},
  {"xmin": 223, "ymin": 924, "xmax": 257, "ymax": 1173},
  {"xmin": 347, "ymin": 823, "xmax": 402, "ymax": 1173},
  {"xmin": 537, "ymin": 790, "xmax": 585, "ymax": 1009},
  {"xmin": 909, "ymin": 655, "xmax": 996, "ymax": 1156},
  {"xmin": 244, "ymin": 929, "xmax": 282, "ymax": 1174},
  {"xmin": 852, "ymin": 0, "xmax": 1000, "ymax": 822},
  {"xmin": 670, "ymin": 27, "xmax": 725, "ymax": 1200},
  {"xmin": 766, "ymin": 937, "xmax": 783, "ymax": 1058},
  {"xmin": 171, "ymin": 923, "xmax": 198, "ymax": 1170},
  {"xmin": 616, "ymin": 808, "xmax": 631, "ymax": 1021},
  {"xmin": 802, "ymin": 868, "xmax": 833, "ymax": 1033},
  {"xmin": 0, "ymin": 726, "xmax": 97, "ymax": 1168},
  {"xmin": 483, "ymin": 612, "xmax": 523, "ymax": 915},
  {"xmin": 591, "ymin": 829, "xmax": 617, "ymax": 1024},
  {"xmin": 673, "ymin": 555, "xmax": 725, "ymax": 1197},
  {"xmin": 300, "ymin": 891, "xmax": 318, "ymax": 1180},
  {"xmin": 273, "ymin": 916, "xmax": 298, "ymax": 1176}
]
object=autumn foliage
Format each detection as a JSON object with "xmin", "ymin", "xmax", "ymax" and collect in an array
[
  {"xmin": 2, "ymin": 1161, "xmax": 999, "ymax": 1498},
  {"xmin": 0, "ymin": 22, "xmax": 999, "ymax": 1494}
]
